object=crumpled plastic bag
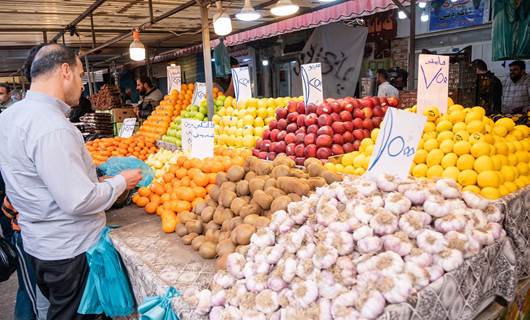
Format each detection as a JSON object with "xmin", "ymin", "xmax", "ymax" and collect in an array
[
  {"xmin": 78, "ymin": 227, "xmax": 135, "ymax": 317},
  {"xmin": 138, "ymin": 287, "xmax": 181, "ymax": 320},
  {"xmin": 98, "ymin": 156, "xmax": 154, "ymax": 187}
]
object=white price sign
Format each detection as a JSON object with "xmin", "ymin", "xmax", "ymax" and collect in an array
[
  {"xmin": 301, "ymin": 63, "xmax": 324, "ymax": 106},
  {"xmin": 119, "ymin": 118, "xmax": 137, "ymax": 138},
  {"xmin": 181, "ymin": 119, "xmax": 214, "ymax": 159},
  {"xmin": 231, "ymin": 67, "xmax": 252, "ymax": 102},
  {"xmin": 167, "ymin": 65, "xmax": 181, "ymax": 92},
  {"xmin": 191, "ymin": 82, "xmax": 206, "ymax": 106},
  {"xmin": 417, "ymin": 54, "xmax": 449, "ymax": 115},
  {"xmin": 367, "ymin": 108, "xmax": 426, "ymax": 178}
]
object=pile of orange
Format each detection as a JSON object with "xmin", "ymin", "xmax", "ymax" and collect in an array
[
  {"xmin": 138, "ymin": 83, "xmax": 195, "ymax": 140},
  {"xmin": 132, "ymin": 154, "xmax": 245, "ymax": 228},
  {"xmin": 86, "ymin": 135, "xmax": 157, "ymax": 165}
]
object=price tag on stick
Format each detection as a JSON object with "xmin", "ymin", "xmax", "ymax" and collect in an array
[
  {"xmin": 119, "ymin": 118, "xmax": 137, "ymax": 138},
  {"xmin": 231, "ymin": 67, "xmax": 252, "ymax": 102},
  {"xmin": 181, "ymin": 119, "xmax": 214, "ymax": 159},
  {"xmin": 301, "ymin": 63, "xmax": 324, "ymax": 106},
  {"xmin": 167, "ymin": 65, "xmax": 181, "ymax": 92},
  {"xmin": 191, "ymin": 82, "xmax": 206, "ymax": 106},
  {"xmin": 367, "ymin": 108, "xmax": 426, "ymax": 178},
  {"xmin": 417, "ymin": 54, "xmax": 449, "ymax": 115}
]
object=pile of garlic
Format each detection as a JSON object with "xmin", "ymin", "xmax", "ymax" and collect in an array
[{"xmin": 184, "ymin": 174, "xmax": 505, "ymax": 320}]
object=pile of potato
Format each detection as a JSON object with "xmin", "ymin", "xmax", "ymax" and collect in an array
[{"xmin": 173, "ymin": 155, "xmax": 342, "ymax": 264}]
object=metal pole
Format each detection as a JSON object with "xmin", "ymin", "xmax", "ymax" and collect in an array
[
  {"xmin": 50, "ymin": 0, "xmax": 107, "ymax": 43},
  {"xmin": 62, "ymin": 34, "xmax": 65, "ymax": 45},
  {"xmin": 90, "ymin": 14, "xmax": 96, "ymax": 48},
  {"xmin": 408, "ymin": 0, "xmax": 416, "ymax": 89},
  {"xmin": 42, "ymin": 31, "xmax": 47, "ymax": 43},
  {"xmin": 200, "ymin": 3, "xmax": 215, "ymax": 120},
  {"xmin": 148, "ymin": 0, "xmax": 154, "ymax": 24},
  {"xmin": 85, "ymin": 56, "xmax": 94, "ymax": 96}
]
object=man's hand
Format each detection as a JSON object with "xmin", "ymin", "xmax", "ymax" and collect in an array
[{"xmin": 119, "ymin": 169, "xmax": 143, "ymax": 190}]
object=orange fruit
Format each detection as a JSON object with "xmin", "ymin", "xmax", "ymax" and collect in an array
[
  {"xmin": 174, "ymin": 200, "xmax": 192, "ymax": 213},
  {"xmin": 136, "ymin": 196, "xmax": 150, "ymax": 207},
  {"xmin": 175, "ymin": 168, "xmax": 188, "ymax": 179},
  {"xmin": 193, "ymin": 172, "xmax": 209, "ymax": 187},
  {"xmin": 162, "ymin": 173, "xmax": 175, "ymax": 183},
  {"xmin": 208, "ymin": 173, "xmax": 217, "ymax": 184},
  {"xmin": 177, "ymin": 187, "xmax": 196, "ymax": 202},
  {"xmin": 149, "ymin": 194, "xmax": 161, "ymax": 204},
  {"xmin": 206, "ymin": 184, "xmax": 216, "ymax": 194},
  {"xmin": 192, "ymin": 186, "xmax": 207, "ymax": 198},
  {"xmin": 160, "ymin": 193, "xmax": 171, "ymax": 204},
  {"xmin": 151, "ymin": 183, "xmax": 166, "ymax": 196},
  {"xmin": 144, "ymin": 202, "xmax": 158, "ymax": 214},
  {"xmin": 156, "ymin": 206, "xmax": 165, "ymax": 216},
  {"xmin": 180, "ymin": 176, "xmax": 191, "ymax": 187}
]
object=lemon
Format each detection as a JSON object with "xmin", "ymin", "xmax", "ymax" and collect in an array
[
  {"xmin": 477, "ymin": 170, "xmax": 500, "ymax": 188},
  {"xmin": 424, "ymin": 122, "xmax": 436, "ymax": 133},
  {"xmin": 441, "ymin": 153, "xmax": 458, "ymax": 168},
  {"xmin": 423, "ymin": 132, "xmax": 437, "ymax": 140},
  {"xmin": 343, "ymin": 165, "xmax": 356, "ymax": 174},
  {"xmin": 492, "ymin": 126, "xmax": 508, "ymax": 137},
  {"xmin": 449, "ymin": 110, "xmax": 466, "ymax": 123},
  {"xmin": 496, "ymin": 171, "xmax": 505, "ymax": 185},
  {"xmin": 442, "ymin": 167, "xmax": 460, "ymax": 181},
  {"xmin": 334, "ymin": 164, "xmax": 344, "ymax": 172},
  {"xmin": 453, "ymin": 130, "xmax": 470, "ymax": 142},
  {"xmin": 353, "ymin": 154, "xmax": 365, "ymax": 168},
  {"xmin": 517, "ymin": 162, "xmax": 529, "ymax": 175},
  {"xmin": 515, "ymin": 178, "xmax": 526, "ymax": 188},
  {"xmin": 508, "ymin": 154, "xmax": 519, "ymax": 166},
  {"xmin": 468, "ymin": 132, "xmax": 484, "ymax": 145},
  {"xmin": 491, "ymin": 155, "xmax": 503, "ymax": 170},
  {"xmin": 506, "ymin": 142, "xmax": 516, "ymax": 153},
  {"xmin": 453, "ymin": 140, "xmax": 471, "ymax": 156},
  {"xmin": 424, "ymin": 139, "xmax": 439, "ymax": 152},
  {"xmin": 436, "ymin": 120, "xmax": 453, "ymax": 132},
  {"xmin": 474, "ymin": 155, "xmax": 494, "ymax": 173},
  {"xmin": 426, "ymin": 149, "xmax": 444, "ymax": 166},
  {"xmin": 427, "ymin": 165, "xmax": 444, "ymax": 179},
  {"xmin": 341, "ymin": 153, "xmax": 355, "ymax": 166},
  {"xmin": 439, "ymin": 140, "xmax": 454, "ymax": 153},
  {"xmin": 453, "ymin": 122, "xmax": 467, "ymax": 133},
  {"xmin": 447, "ymin": 97, "xmax": 455, "ymax": 107},
  {"xmin": 354, "ymin": 167, "xmax": 365, "ymax": 175},
  {"xmin": 365, "ymin": 145, "xmax": 375, "ymax": 156},
  {"xmin": 504, "ymin": 181, "xmax": 518, "ymax": 193},
  {"xmin": 463, "ymin": 185, "xmax": 481, "ymax": 193},
  {"xmin": 458, "ymin": 169, "xmax": 478, "ymax": 186},
  {"xmin": 371, "ymin": 128, "xmax": 379, "ymax": 141},
  {"xmin": 470, "ymin": 141, "xmax": 490, "ymax": 157},
  {"xmin": 465, "ymin": 111, "xmax": 483, "ymax": 123},
  {"xmin": 512, "ymin": 129, "xmax": 524, "ymax": 140},
  {"xmin": 498, "ymin": 185, "xmax": 509, "ymax": 196},
  {"xmin": 324, "ymin": 162, "xmax": 336, "ymax": 172},
  {"xmin": 467, "ymin": 120, "xmax": 485, "ymax": 133},
  {"xmin": 481, "ymin": 187, "xmax": 500, "ymax": 200},
  {"xmin": 516, "ymin": 151, "xmax": 529, "ymax": 163},
  {"xmin": 414, "ymin": 149, "xmax": 428, "ymax": 164},
  {"xmin": 437, "ymin": 131, "xmax": 454, "ymax": 142},
  {"xmin": 457, "ymin": 154, "xmax": 475, "ymax": 170},
  {"xmin": 495, "ymin": 118, "xmax": 516, "ymax": 131},
  {"xmin": 412, "ymin": 164, "xmax": 428, "ymax": 177},
  {"xmin": 513, "ymin": 141, "xmax": 523, "ymax": 151},
  {"xmin": 494, "ymin": 141, "xmax": 508, "ymax": 155},
  {"xmin": 471, "ymin": 106, "xmax": 486, "ymax": 117},
  {"xmin": 423, "ymin": 107, "xmax": 440, "ymax": 122},
  {"xmin": 417, "ymin": 138, "xmax": 425, "ymax": 149}
]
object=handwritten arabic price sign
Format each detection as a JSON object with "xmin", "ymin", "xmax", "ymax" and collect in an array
[
  {"xmin": 231, "ymin": 67, "xmax": 252, "ymax": 102},
  {"xmin": 119, "ymin": 118, "xmax": 137, "ymax": 138},
  {"xmin": 191, "ymin": 82, "xmax": 206, "ymax": 106},
  {"xmin": 417, "ymin": 54, "xmax": 449, "ymax": 115},
  {"xmin": 181, "ymin": 119, "xmax": 214, "ymax": 159},
  {"xmin": 367, "ymin": 107, "xmax": 426, "ymax": 178},
  {"xmin": 301, "ymin": 63, "xmax": 324, "ymax": 106},
  {"xmin": 167, "ymin": 65, "xmax": 181, "ymax": 92}
]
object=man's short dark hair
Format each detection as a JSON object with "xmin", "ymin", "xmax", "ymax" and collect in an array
[
  {"xmin": 509, "ymin": 60, "xmax": 526, "ymax": 70},
  {"xmin": 24, "ymin": 43, "xmax": 46, "ymax": 83},
  {"xmin": 230, "ymin": 57, "xmax": 239, "ymax": 67},
  {"xmin": 29, "ymin": 44, "xmax": 77, "ymax": 81},
  {"xmin": 0, "ymin": 84, "xmax": 11, "ymax": 94},
  {"xmin": 377, "ymin": 69, "xmax": 388, "ymax": 80},
  {"xmin": 472, "ymin": 59, "xmax": 488, "ymax": 72},
  {"xmin": 137, "ymin": 75, "xmax": 153, "ymax": 88}
]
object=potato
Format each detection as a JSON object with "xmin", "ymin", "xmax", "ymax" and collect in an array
[
  {"xmin": 201, "ymin": 206, "xmax": 215, "ymax": 223},
  {"xmin": 321, "ymin": 170, "xmax": 343, "ymax": 184},
  {"xmin": 216, "ymin": 173, "xmax": 228, "ymax": 186},
  {"xmin": 213, "ymin": 207, "xmax": 233, "ymax": 225},
  {"xmin": 205, "ymin": 229, "xmax": 220, "ymax": 243},
  {"xmin": 209, "ymin": 185, "xmax": 221, "ymax": 202},
  {"xmin": 289, "ymin": 168, "xmax": 308, "ymax": 179},
  {"xmin": 271, "ymin": 165, "xmax": 290, "ymax": 178},
  {"xmin": 199, "ymin": 241, "xmax": 217, "ymax": 259},
  {"xmin": 206, "ymin": 198, "xmax": 217, "ymax": 207},
  {"xmin": 272, "ymin": 155, "xmax": 295, "ymax": 168},
  {"xmin": 185, "ymin": 220, "xmax": 203, "ymax": 234},
  {"xmin": 308, "ymin": 177, "xmax": 327, "ymax": 189},
  {"xmin": 222, "ymin": 216, "xmax": 243, "ymax": 232},
  {"xmin": 220, "ymin": 181, "xmax": 236, "ymax": 193},
  {"xmin": 265, "ymin": 187, "xmax": 286, "ymax": 199},
  {"xmin": 178, "ymin": 211, "xmax": 196, "ymax": 224},
  {"xmin": 244, "ymin": 171, "xmax": 257, "ymax": 181},
  {"xmin": 216, "ymin": 239, "xmax": 236, "ymax": 256},
  {"xmin": 304, "ymin": 157, "xmax": 322, "ymax": 168},
  {"xmin": 243, "ymin": 214, "xmax": 260, "ymax": 226},
  {"xmin": 270, "ymin": 195, "xmax": 292, "ymax": 213},
  {"xmin": 236, "ymin": 245, "xmax": 249, "ymax": 256},
  {"xmin": 191, "ymin": 235, "xmax": 206, "ymax": 251},
  {"xmin": 216, "ymin": 254, "xmax": 228, "ymax": 270},
  {"xmin": 277, "ymin": 176, "xmax": 310, "ymax": 196},
  {"xmin": 288, "ymin": 193, "xmax": 302, "ymax": 202},
  {"xmin": 230, "ymin": 197, "xmax": 248, "ymax": 215},
  {"xmin": 264, "ymin": 178, "xmax": 277, "ymax": 190},
  {"xmin": 204, "ymin": 221, "xmax": 220, "ymax": 232},
  {"xmin": 193, "ymin": 200, "xmax": 208, "ymax": 215},
  {"xmin": 175, "ymin": 223, "xmax": 188, "ymax": 237},
  {"xmin": 219, "ymin": 191, "xmax": 237, "ymax": 208},
  {"xmin": 255, "ymin": 162, "xmax": 273, "ymax": 176},
  {"xmin": 182, "ymin": 233, "xmax": 198, "ymax": 245},
  {"xmin": 219, "ymin": 231, "xmax": 231, "ymax": 241},
  {"xmin": 227, "ymin": 165, "xmax": 245, "ymax": 182},
  {"xmin": 252, "ymin": 190, "xmax": 273, "ymax": 210},
  {"xmin": 249, "ymin": 178, "xmax": 265, "ymax": 194},
  {"xmin": 236, "ymin": 180, "xmax": 250, "ymax": 197},
  {"xmin": 254, "ymin": 216, "xmax": 271, "ymax": 229},
  {"xmin": 239, "ymin": 203, "xmax": 261, "ymax": 218},
  {"xmin": 232, "ymin": 224, "xmax": 256, "ymax": 245},
  {"xmin": 307, "ymin": 162, "xmax": 325, "ymax": 177}
]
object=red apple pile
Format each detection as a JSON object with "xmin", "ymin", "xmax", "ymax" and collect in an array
[{"xmin": 252, "ymin": 96, "xmax": 399, "ymax": 165}]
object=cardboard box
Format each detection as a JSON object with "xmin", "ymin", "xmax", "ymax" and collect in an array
[{"xmin": 111, "ymin": 108, "xmax": 136, "ymax": 123}]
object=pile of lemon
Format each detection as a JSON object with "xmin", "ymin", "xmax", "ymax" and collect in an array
[{"xmin": 326, "ymin": 99, "xmax": 530, "ymax": 200}]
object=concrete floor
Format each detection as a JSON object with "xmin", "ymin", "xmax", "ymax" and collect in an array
[{"xmin": 0, "ymin": 274, "xmax": 17, "ymax": 320}]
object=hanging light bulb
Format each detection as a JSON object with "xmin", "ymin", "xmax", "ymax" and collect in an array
[
  {"xmin": 319, "ymin": 0, "xmax": 336, "ymax": 2},
  {"xmin": 129, "ymin": 30, "xmax": 145, "ymax": 61},
  {"xmin": 450, "ymin": 0, "xmax": 458, "ymax": 2},
  {"xmin": 418, "ymin": 0, "xmax": 427, "ymax": 9},
  {"xmin": 271, "ymin": 0, "xmax": 299, "ymax": 17},
  {"xmin": 236, "ymin": 0, "xmax": 261, "ymax": 21},
  {"xmin": 398, "ymin": 10, "xmax": 407, "ymax": 20},
  {"xmin": 421, "ymin": 11, "xmax": 429, "ymax": 22},
  {"xmin": 213, "ymin": 1, "xmax": 232, "ymax": 36}
]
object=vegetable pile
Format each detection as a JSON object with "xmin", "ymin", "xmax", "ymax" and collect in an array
[{"xmin": 185, "ymin": 173, "xmax": 505, "ymax": 319}]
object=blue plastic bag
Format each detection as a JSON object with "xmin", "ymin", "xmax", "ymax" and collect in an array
[
  {"xmin": 98, "ymin": 156, "xmax": 154, "ymax": 187},
  {"xmin": 78, "ymin": 227, "xmax": 135, "ymax": 317},
  {"xmin": 138, "ymin": 287, "xmax": 181, "ymax": 320}
]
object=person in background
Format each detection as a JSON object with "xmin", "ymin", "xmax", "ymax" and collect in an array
[
  {"xmin": 0, "ymin": 43, "xmax": 142, "ymax": 319},
  {"xmin": 69, "ymin": 93, "xmax": 93, "ymax": 123},
  {"xmin": 502, "ymin": 60, "xmax": 530, "ymax": 114},
  {"xmin": 376, "ymin": 69, "xmax": 399, "ymax": 98},
  {"xmin": 134, "ymin": 76, "xmax": 163, "ymax": 120},
  {"xmin": 122, "ymin": 87, "xmax": 133, "ymax": 105},
  {"xmin": 472, "ymin": 59, "xmax": 502, "ymax": 115},
  {"xmin": 224, "ymin": 57, "xmax": 240, "ymax": 97},
  {"xmin": 0, "ymin": 83, "xmax": 14, "ymax": 112}
]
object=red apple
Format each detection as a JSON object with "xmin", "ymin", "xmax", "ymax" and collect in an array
[
  {"xmin": 275, "ymin": 141, "xmax": 287, "ymax": 153},
  {"xmin": 267, "ymin": 152, "xmax": 277, "ymax": 160},
  {"xmin": 295, "ymin": 132, "xmax": 305, "ymax": 145},
  {"xmin": 331, "ymin": 113, "xmax": 341, "ymax": 123},
  {"xmin": 304, "ymin": 133, "xmax": 316, "ymax": 145},
  {"xmin": 344, "ymin": 121, "xmax": 354, "ymax": 132},
  {"xmin": 255, "ymin": 139, "xmax": 263, "ymax": 150},
  {"xmin": 344, "ymin": 103, "xmax": 354, "ymax": 113},
  {"xmin": 362, "ymin": 107, "xmax": 373, "ymax": 119},
  {"xmin": 387, "ymin": 96, "xmax": 399, "ymax": 107},
  {"xmin": 287, "ymin": 112, "xmax": 299, "ymax": 124},
  {"xmin": 342, "ymin": 131, "xmax": 354, "ymax": 143},
  {"xmin": 262, "ymin": 139, "xmax": 272, "ymax": 151},
  {"xmin": 343, "ymin": 143, "xmax": 354, "ymax": 153},
  {"xmin": 295, "ymin": 144, "xmax": 305, "ymax": 157},
  {"xmin": 372, "ymin": 106, "xmax": 384, "ymax": 117},
  {"xmin": 317, "ymin": 126, "xmax": 333, "ymax": 136},
  {"xmin": 296, "ymin": 102, "xmax": 306, "ymax": 114},
  {"xmin": 339, "ymin": 110, "xmax": 353, "ymax": 122},
  {"xmin": 362, "ymin": 129, "xmax": 371, "ymax": 139},
  {"xmin": 352, "ymin": 140, "xmax": 361, "ymax": 151},
  {"xmin": 353, "ymin": 129, "xmax": 364, "ymax": 141},
  {"xmin": 258, "ymin": 151, "xmax": 267, "ymax": 159},
  {"xmin": 296, "ymin": 127, "xmax": 306, "ymax": 134},
  {"xmin": 277, "ymin": 130, "xmax": 287, "ymax": 141},
  {"xmin": 381, "ymin": 105, "xmax": 389, "ymax": 113},
  {"xmin": 316, "ymin": 147, "xmax": 332, "ymax": 159},
  {"xmin": 270, "ymin": 142, "xmax": 278, "ymax": 152},
  {"xmin": 277, "ymin": 119, "xmax": 287, "ymax": 130},
  {"xmin": 307, "ymin": 124, "xmax": 319, "ymax": 134},
  {"xmin": 352, "ymin": 118, "xmax": 363, "ymax": 129},
  {"xmin": 288, "ymin": 155, "xmax": 296, "ymax": 161},
  {"xmin": 352, "ymin": 99, "xmax": 362, "ymax": 109},
  {"xmin": 353, "ymin": 109, "xmax": 365, "ymax": 120},
  {"xmin": 285, "ymin": 132, "xmax": 296, "ymax": 144},
  {"xmin": 333, "ymin": 134, "xmax": 344, "ymax": 145},
  {"xmin": 287, "ymin": 101, "xmax": 297, "ymax": 113},
  {"xmin": 306, "ymin": 103, "xmax": 317, "ymax": 114},
  {"xmin": 316, "ymin": 135, "xmax": 333, "ymax": 148},
  {"xmin": 331, "ymin": 101, "xmax": 342, "ymax": 114},
  {"xmin": 270, "ymin": 129, "xmax": 280, "ymax": 142},
  {"xmin": 316, "ymin": 103, "xmax": 332, "ymax": 115},
  {"xmin": 304, "ymin": 113, "xmax": 318, "ymax": 126},
  {"xmin": 276, "ymin": 108, "xmax": 288, "ymax": 120},
  {"xmin": 362, "ymin": 118, "xmax": 373, "ymax": 130},
  {"xmin": 296, "ymin": 115, "xmax": 305, "ymax": 127},
  {"xmin": 379, "ymin": 97, "xmax": 388, "ymax": 105},
  {"xmin": 286, "ymin": 123, "xmax": 298, "ymax": 133},
  {"xmin": 263, "ymin": 129, "xmax": 271, "ymax": 140},
  {"xmin": 304, "ymin": 144, "xmax": 317, "ymax": 158},
  {"xmin": 332, "ymin": 122, "xmax": 345, "ymax": 134},
  {"xmin": 286, "ymin": 143, "xmax": 296, "ymax": 156},
  {"xmin": 252, "ymin": 149, "xmax": 260, "ymax": 157},
  {"xmin": 332, "ymin": 144, "xmax": 345, "ymax": 155},
  {"xmin": 268, "ymin": 120, "xmax": 277, "ymax": 130},
  {"xmin": 318, "ymin": 114, "xmax": 332, "ymax": 127},
  {"xmin": 370, "ymin": 96, "xmax": 380, "ymax": 106},
  {"xmin": 295, "ymin": 157, "xmax": 306, "ymax": 166},
  {"xmin": 372, "ymin": 117, "xmax": 383, "ymax": 128},
  {"xmin": 360, "ymin": 98, "xmax": 374, "ymax": 109}
]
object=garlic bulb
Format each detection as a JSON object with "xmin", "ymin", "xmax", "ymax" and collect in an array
[
  {"xmin": 281, "ymin": 256, "xmax": 297, "ymax": 283},
  {"xmin": 324, "ymin": 231, "xmax": 354, "ymax": 256},
  {"xmin": 445, "ymin": 231, "xmax": 480, "ymax": 258},
  {"xmin": 317, "ymin": 270, "xmax": 347, "ymax": 299},
  {"xmin": 486, "ymin": 222, "xmax": 503, "ymax": 240},
  {"xmin": 472, "ymin": 228, "xmax": 495, "ymax": 246},
  {"xmin": 296, "ymin": 258, "xmax": 316, "ymax": 280},
  {"xmin": 313, "ymin": 244, "xmax": 339, "ymax": 269},
  {"xmin": 226, "ymin": 280, "xmax": 247, "ymax": 306},
  {"xmin": 213, "ymin": 270, "xmax": 235, "ymax": 288},
  {"xmin": 445, "ymin": 198, "xmax": 467, "ymax": 211},
  {"xmin": 267, "ymin": 272, "xmax": 287, "ymax": 292},
  {"xmin": 240, "ymin": 310, "xmax": 266, "ymax": 320},
  {"xmin": 403, "ymin": 187, "xmax": 431, "ymax": 205},
  {"xmin": 316, "ymin": 199, "xmax": 340, "ymax": 227},
  {"xmin": 376, "ymin": 174, "xmax": 399, "ymax": 192},
  {"xmin": 336, "ymin": 186, "xmax": 360, "ymax": 204},
  {"xmin": 278, "ymin": 217, "xmax": 296, "ymax": 233},
  {"xmin": 416, "ymin": 230, "xmax": 447, "ymax": 254},
  {"xmin": 353, "ymin": 204, "xmax": 378, "ymax": 224},
  {"xmin": 297, "ymin": 243, "xmax": 316, "ymax": 260},
  {"xmin": 434, "ymin": 213, "xmax": 467, "ymax": 233},
  {"xmin": 382, "ymin": 231, "xmax": 414, "ymax": 256},
  {"xmin": 238, "ymin": 292, "xmax": 257, "ymax": 311},
  {"xmin": 423, "ymin": 195, "xmax": 450, "ymax": 218},
  {"xmin": 426, "ymin": 264, "xmax": 444, "ymax": 282},
  {"xmin": 377, "ymin": 274, "xmax": 413, "ymax": 303},
  {"xmin": 220, "ymin": 306, "xmax": 242, "ymax": 319},
  {"xmin": 246, "ymin": 273, "xmax": 268, "ymax": 292},
  {"xmin": 434, "ymin": 248, "xmax": 464, "ymax": 272},
  {"xmin": 211, "ymin": 289, "xmax": 226, "ymax": 306},
  {"xmin": 399, "ymin": 210, "xmax": 431, "ymax": 238},
  {"xmin": 465, "ymin": 209, "xmax": 489, "ymax": 229},
  {"xmin": 195, "ymin": 289, "xmax": 212, "ymax": 315},
  {"xmin": 484, "ymin": 205, "xmax": 503, "ymax": 223},
  {"xmin": 435, "ymin": 178, "xmax": 461, "ymax": 199},
  {"xmin": 285, "ymin": 227, "xmax": 305, "ymax": 253},
  {"xmin": 288, "ymin": 201, "xmax": 310, "ymax": 225},
  {"xmin": 291, "ymin": 279, "xmax": 319, "ymax": 308},
  {"xmin": 266, "ymin": 243, "xmax": 285, "ymax": 265},
  {"xmin": 357, "ymin": 236, "xmax": 383, "ymax": 254},
  {"xmin": 250, "ymin": 228, "xmax": 275, "ymax": 248},
  {"xmin": 255, "ymin": 289, "xmax": 279, "ymax": 314},
  {"xmin": 353, "ymin": 224, "xmax": 374, "ymax": 241},
  {"xmin": 319, "ymin": 298, "xmax": 333, "ymax": 320},
  {"xmin": 404, "ymin": 248, "xmax": 433, "ymax": 267},
  {"xmin": 358, "ymin": 180, "xmax": 378, "ymax": 196},
  {"xmin": 404, "ymin": 262, "xmax": 430, "ymax": 290},
  {"xmin": 355, "ymin": 288, "xmax": 386, "ymax": 319},
  {"xmin": 462, "ymin": 191, "xmax": 489, "ymax": 210},
  {"xmin": 384, "ymin": 192, "xmax": 412, "ymax": 214},
  {"xmin": 366, "ymin": 194, "xmax": 385, "ymax": 208},
  {"xmin": 331, "ymin": 291, "xmax": 360, "ymax": 320},
  {"xmin": 269, "ymin": 210, "xmax": 288, "ymax": 232},
  {"xmin": 374, "ymin": 251, "xmax": 405, "ymax": 276},
  {"xmin": 370, "ymin": 209, "xmax": 398, "ymax": 235},
  {"xmin": 226, "ymin": 253, "xmax": 246, "ymax": 279},
  {"xmin": 278, "ymin": 288, "xmax": 293, "ymax": 308},
  {"xmin": 209, "ymin": 306, "xmax": 224, "ymax": 320}
]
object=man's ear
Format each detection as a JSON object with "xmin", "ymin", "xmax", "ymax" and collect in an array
[{"xmin": 61, "ymin": 63, "xmax": 72, "ymax": 80}]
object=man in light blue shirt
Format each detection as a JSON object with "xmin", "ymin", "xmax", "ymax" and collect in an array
[{"xmin": 0, "ymin": 44, "xmax": 142, "ymax": 319}]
